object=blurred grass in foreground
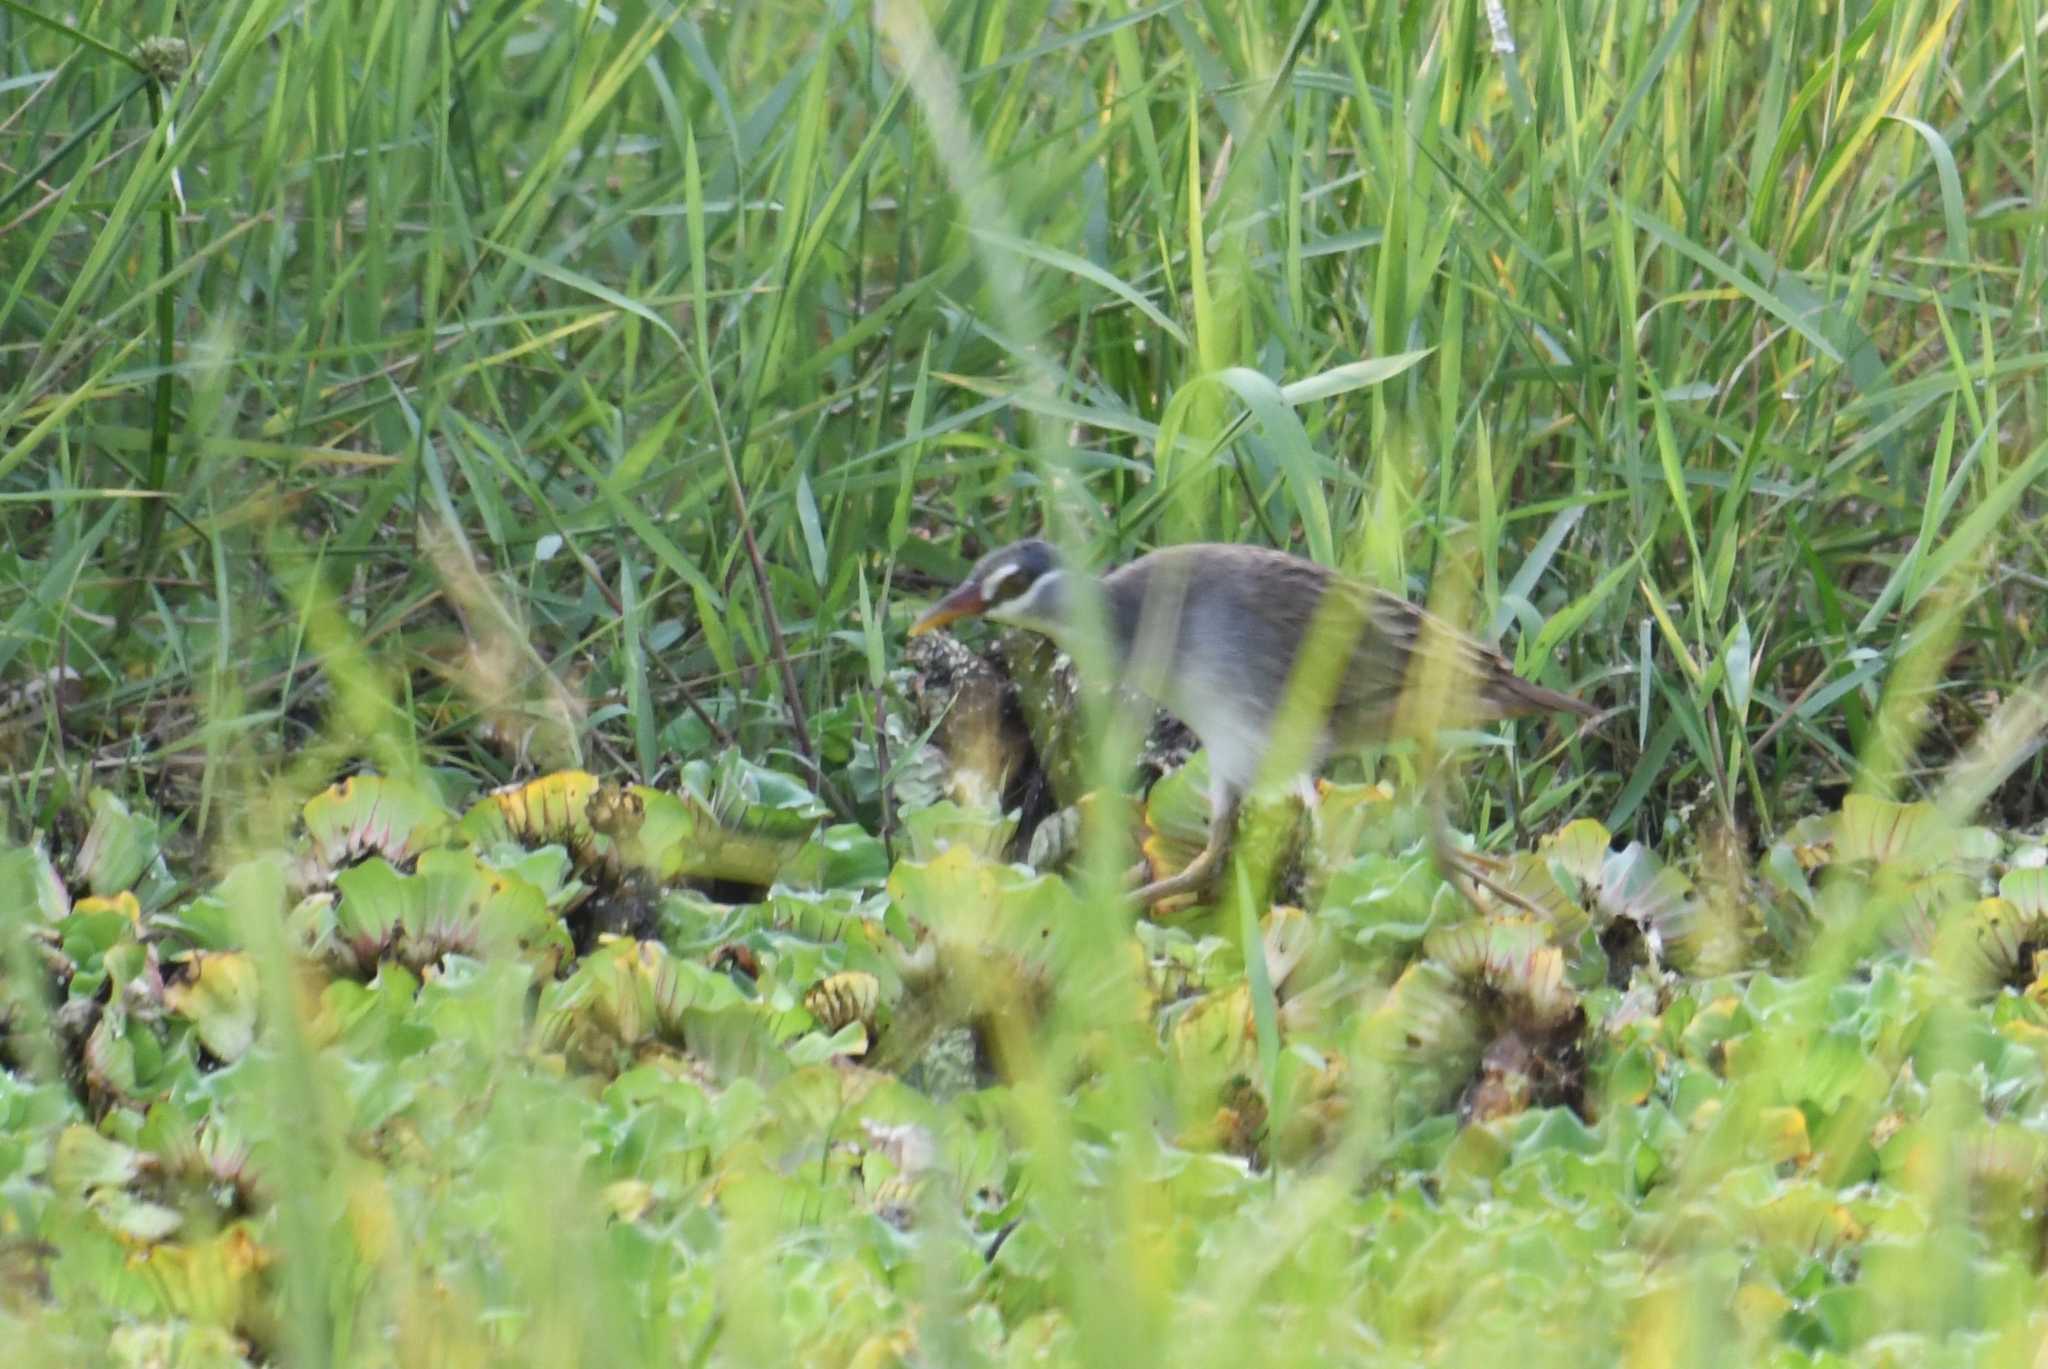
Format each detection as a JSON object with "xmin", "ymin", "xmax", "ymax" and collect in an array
[{"xmin": 4, "ymin": 0, "xmax": 2048, "ymax": 1364}]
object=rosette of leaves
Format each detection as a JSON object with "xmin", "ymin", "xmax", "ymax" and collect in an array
[
  {"xmin": 293, "ymin": 775, "xmax": 451, "ymax": 891},
  {"xmin": 535, "ymin": 937, "xmax": 800, "ymax": 1081},
  {"xmin": 1372, "ymin": 916, "xmax": 1588, "ymax": 1125},
  {"xmin": 1314, "ymin": 800, "xmax": 1584, "ymax": 976},
  {"xmin": 870, "ymin": 847, "xmax": 1073, "ymax": 1082},
  {"xmin": 1766, "ymin": 795, "xmax": 2000, "ymax": 955},
  {"xmin": 293, "ymin": 847, "xmax": 571, "ymax": 980},
  {"xmin": 49, "ymin": 1102, "xmax": 262, "ymax": 1248},
  {"xmin": 49, "ymin": 895, "xmax": 252, "ymax": 1109},
  {"xmin": 462, "ymin": 755, "xmax": 830, "ymax": 893},
  {"xmin": 458, "ymin": 770, "xmax": 613, "ymax": 879},
  {"xmin": 1161, "ymin": 907, "xmax": 1351, "ymax": 1167},
  {"xmin": 1426, "ymin": 918, "xmax": 1581, "ymax": 1030},
  {"xmin": 804, "ymin": 971, "xmax": 885, "ymax": 1057},
  {"xmin": 47, "ymin": 892, "xmax": 179, "ymax": 1111},
  {"xmin": 10, "ymin": 794, "xmax": 276, "ymax": 1102},
  {"xmin": 655, "ymin": 877, "xmax": 905, "ymax": 1069},
  {"xmin": 1955, "ymin": 1123, "xmax": 2048, "ymax": 1253},
  {"xmin": 1543, "ymin": 818, "xmax": 1702, "ymax": 977},
  {"xmin": 49, "ymin": 1122, "xmax": 273, "ymax": 1328},
  {"xmin": 1939, "ymin": 869, "xmax": 2048, "ymax": 997},
  {"xmin": 1872, "ymin": 1112, "xmax": 2048, "ymax": 1256}
]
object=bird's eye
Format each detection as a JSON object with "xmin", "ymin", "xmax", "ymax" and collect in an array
[{"xmin": 981, "ymin": 565, "xmax": 1024, "ymax": 603}]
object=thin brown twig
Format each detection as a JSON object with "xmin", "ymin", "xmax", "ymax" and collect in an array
[
  {"xmin": 552, "ymin": 536, "xmax": 736, "ymax": 754},
  {"xmin": 704, "ymin": 413, "xmax": 825, "ymax": 799},
  {"xmin": 1752, "ymin": 670, "xmax": 1830, "ymax": 754},
  {"xmin": 869, "ymin": 682, "xmax": 897, "ymax": 863},
  {"xmin": 0, "ymin": 131, "xmax": 150, "ymax": 238}
]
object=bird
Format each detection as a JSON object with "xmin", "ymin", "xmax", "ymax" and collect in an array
[{"xmin": 908, "ymin": 538, "xmax": 1596, "ymax": 907}]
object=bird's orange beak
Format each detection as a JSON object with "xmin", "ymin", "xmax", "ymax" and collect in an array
[{"xmin": 908, "ymin": 581, "xmax": 986, "ymax": 637}]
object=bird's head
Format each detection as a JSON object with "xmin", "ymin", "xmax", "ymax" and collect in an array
[{"xmin": 908, "ymin": 538, "xmax": 1068, "ymax": 639}]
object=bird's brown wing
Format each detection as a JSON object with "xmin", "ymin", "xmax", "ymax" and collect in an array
[
  {"xmin": 1321, "ymin": 582, "xmax": 1595, "ymax": 743},
  {"xmin": 1103, "ymin": 543, "xmax": 1591, "ymax": 749}
]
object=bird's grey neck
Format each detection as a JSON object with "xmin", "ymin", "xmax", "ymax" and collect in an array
[{"xmin": 996, "ymin": 567, "xmax": 1158, "ymax": 685}]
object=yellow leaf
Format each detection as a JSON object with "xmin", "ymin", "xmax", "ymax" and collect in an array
[
  {"xmin": 164, "ymin": 952, "xmax": 260, "ymax": 1061},
  {"xmin": 1756, "ymin": 1105, "xmax": 1812, "ymax": 1165}
]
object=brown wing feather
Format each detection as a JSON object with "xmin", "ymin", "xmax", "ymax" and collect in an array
[
  {"xmin": 1343, "ymin": 584, "xmax": 1595, "ymax": 731},
  {"xmin": 1104, "ymin": 544, "xmax": 1591, "ymax": 747}
]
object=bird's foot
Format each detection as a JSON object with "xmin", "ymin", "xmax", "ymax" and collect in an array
[
  {"xmin": 1129, "ymin": 794, "xmax": 1242, "ymax": 910},
  {"xmin": 1420, "ymin": 783, "xmax": 1549, "ymax": 915},
  {"xmin": 1439, "ymin": 850, "xmax": 1548, "ymax": 917},
  {"xmin": 1128, "ymin": 839, "xmax": 1224, "ymax": 909}
]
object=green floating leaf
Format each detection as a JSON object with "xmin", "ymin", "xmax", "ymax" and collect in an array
[
  {"xmin": 786, "ymin": 1020, "xmax": 870, "ymax": 1067},
  {"xmin": 680, "ymin": 750, "xmax": 832, "ymax": 840},
  {"xmin": 55, "ymin": 901, "xmax": 145, "ymax": 1001},
  {"xmin": 1512, "ymin": 1107, "xmax": 1602, "ymax": 1158},
  {"xmin": 1834, "ymin": 794, "xmax": 1938, "ymax": 867},
  {"xmin": 1544, "ymin": 818, "xmax": 1698, "ymax": 966},
  {"xmin": 781, "ymin": 823, "xmax": 891, "ymax": 891},
  {"xmin": 325, "ymin": 858, "xmax": 406, "ymax": 959},
  {"xmin": 83, "ymin": 1008, "xmax": 148, "ymax": 1098},
  {"xmin": 91, "ymin": 1190, "xmax": 184, "ymax": 1243},
  {"xmin": 164, "ymin": 952, "xmax": 259, "ymax": 1062},
  {"xmin": 537, "ymin": 937, "xmax": 782, "ymax": 1083},
  {"xmin": 51, "ymin": 1123, "xmax": 144, "ymax": 1192},
  {"xmin": 478, "ymin": 842, "xmax": 587, "ymax": 914},
  {"xmin": 1999, "ymin": 866, "xmax": 2048, "ymax": 919},
  {"xmin": 625, "ymin": 785, "xmax": 817, "ymax": 887},
  {"xmin": 897, "ymin": 800, "xmax": 1016, "ymax": 863},
  {"xmin": 0, "ymin": 840, "xmax": 69, "ymax": 923},
  {"xmin": 886, "ymin": 844, "xmax": 1079, "ymax": 947},
  {"xmin": 300, "ymin": 773, "xmax": 451, "ymax": 874},
  {"xmin": 152, "ymin": 890, "xmax": 240, "ymax": 952},
  {"xmin": 74, "ymin": 790, "xmax": 161, "ymax": 898},
  {"xmin": 317, "ymin": 850, "xmax": 568, "ymax": 979},
  {"xmin": 1143, "ymin": 751, "xmax": 1214, "ymax": 853}
]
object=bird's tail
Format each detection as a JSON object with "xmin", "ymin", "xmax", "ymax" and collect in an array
[{"xmin": 1489, "ymin": 676, "xmax": 1598, "ymax": 721}]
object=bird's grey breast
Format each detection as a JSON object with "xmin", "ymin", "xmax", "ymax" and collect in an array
[{"xmin": 1105, "ymin": 552, "xmax": 1309, "ymax": 797}]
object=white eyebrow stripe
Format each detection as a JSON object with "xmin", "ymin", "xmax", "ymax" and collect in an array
[{"xmin": 980, "ymin": 564, "xmax": 1018, "ymax": 598}]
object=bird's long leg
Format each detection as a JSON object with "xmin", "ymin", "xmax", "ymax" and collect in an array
[
  {"xmin": 1424, "ymin": 766, "xmax": 1547, "ymax": 917},
  {"xmin": 1130, "ymin": 791, "xmax": 1242, "ymax": 909}
]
